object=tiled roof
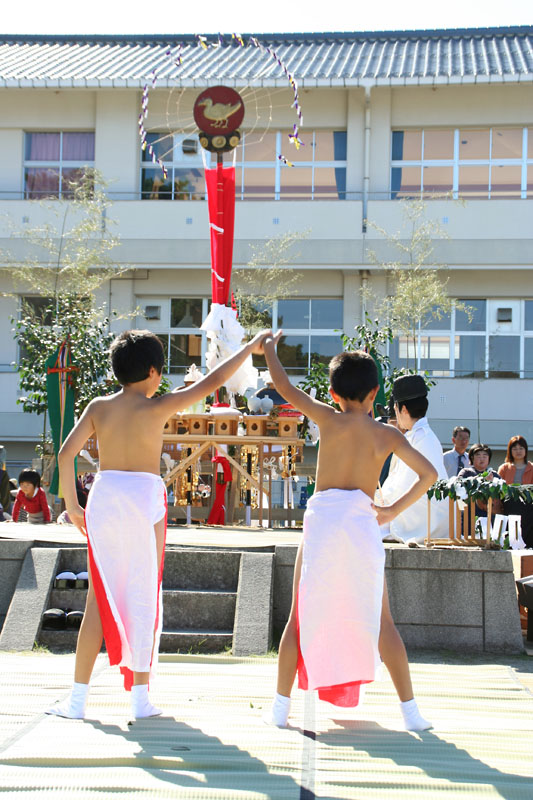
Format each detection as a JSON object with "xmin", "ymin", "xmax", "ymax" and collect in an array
[{"xmin": 0, "ymin": 28, "xmax": 532, "ymax": 88}]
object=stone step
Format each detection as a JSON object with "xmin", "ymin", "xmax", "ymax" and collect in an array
[
  {"xmin": 162, "ymin": 549, "xmax": 241, "ymax": 591},
  {"xmin": 159, "ymin": 630, "xmax": 233, "ymax": 654},
  {"xmin": 49, "ymin": 588, "xmax": 87, "ymax": 611},
  {"xmin": 162, "ymin": 589, "xmax": 236, "ymax": 631},
  {"xmin": 39, "ymin": 628, "xmax": 233, "ymax": 654}
]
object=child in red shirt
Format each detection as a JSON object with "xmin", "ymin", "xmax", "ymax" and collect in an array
[{"xmin": 11, "ymin": 469, "xmax": 51, "ymax": 524}]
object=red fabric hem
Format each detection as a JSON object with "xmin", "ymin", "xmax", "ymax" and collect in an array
[
  {"xmin": 86, "ymin": 495, "xmax": 168, "ymax": 692},
  {"xmin": 296, "ymin": 590, "xmax": 371, "ymax": 708}
]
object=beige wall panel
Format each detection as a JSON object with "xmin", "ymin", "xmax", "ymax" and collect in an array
[
  {"xmin": 0, "ymin": 296, "xmax": 18, "ymax": 365},
  {"xmin": 346, "ymin": 89, "xmax": 364, "ymax": 196},
  {"xmin": 107, "ymin": 199, "xmax": 363, "ymax": 241},
  {"xmin": 132, "ymin": 267, "xmax": 343, "ymax": 298},
  {"xmin": 391, "ymin": 84, "xmax": 533, "ymax": 126},
  {"xmin": 0, "ymin": 130, "xmax": 24, "ymax": 194},
  {"xmin": 0, "ymin": 89, "xmax": 96, "ymax": 128},
  {"xmin": 446, "ymin": 271, "xmax": 533, "ymax": 298},
  {"xmin": 368, "ymin": 88, "xmax": 391, "ymax": 196},
  {"xmin": 366, "ymin": 199, "xmax": 533, "ymax": 241},
  {"xmin": 95, "ymin": 91, "xmax": 139, "ymax": 194}
]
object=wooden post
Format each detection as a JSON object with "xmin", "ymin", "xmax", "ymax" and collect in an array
[
  {"xmin": 448, "ymin": 495, "xmax": 455, "ymax": 540},
  {"xmin": 258, "ymin": 443, "xmax": 264, "ymax": 528},
  {"xmin": 455, "ymin": 501, "xmax": 462, "ymax": 543},
  {"xmin": 485, "ymin": 497, "xmax": 493, "ymax": 549},
  {"xmin": 469, "ymin": 500, "xmax": 476, "ymax": 541},
  {"xmin": 426, "ymin": 496, "xmax": 432, "ymax": 547}
]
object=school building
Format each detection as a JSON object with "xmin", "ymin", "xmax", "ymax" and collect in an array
[{"xmin": 0, "ymin": 27, "xmax": 532, "ymax": 473}]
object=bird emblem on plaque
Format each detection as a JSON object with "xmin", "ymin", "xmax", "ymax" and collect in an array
[{"xmin": 193, "ymin": 85, "xmax": 245, "ymax": 153}]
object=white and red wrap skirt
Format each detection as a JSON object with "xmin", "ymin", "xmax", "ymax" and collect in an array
[
  {"xmin": 85, "ymin": 470, "xmax": 167, "ymax": 690},
  {"xmin": 297, "ymin": 488, "xmax": 385, "ymax": 707}
]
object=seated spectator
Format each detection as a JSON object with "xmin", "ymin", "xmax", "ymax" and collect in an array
[
  {"xmin": 443, "ymin": 426, "xmax": 471, "ymax": 478},
  {"xmin": 458, "ymin": 443, "xmax": 502, "ymax": 522},
  {"xmin": 10, "ymin": 468, "xmax": 52, "ymax": 524},
  {"xmin": 498, "ymin": 436, "xmax": 533, "ymax": 486},
  {"xmin": 498, "ymin": 436, "xmax": 533, "ymax": 548}
]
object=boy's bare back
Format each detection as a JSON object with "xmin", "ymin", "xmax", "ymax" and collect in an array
[
  {"xmin": 314, "ymin": 410, "xmax": 398, "ymax": 497},
  {"xmin": 86, "ymin": 391, "xmax": 174, "ymax": 475}
]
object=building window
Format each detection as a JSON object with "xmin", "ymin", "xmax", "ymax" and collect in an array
[
  {"xmin": 249, "ymin": 298, "xmax": 343, "ymax": 374},
  {"xmin": 24, "ymin": 132, "xmax": 95, "ymax": 198},
  {"xmin": 391, "ymin": 127, "xmax": 533, "ymax": 199},
  {"xmin": 141, "ymin": 133, "xmax": 206, "ymax": 200},
  {"xmin": 141, "ymin": 131, "xmax": 347, "ymax": 201},
  {"xmin": 390, "ymin": 298, "xmax": 533, "ymax": 378}
]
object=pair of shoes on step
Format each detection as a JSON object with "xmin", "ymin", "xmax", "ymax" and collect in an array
[
  {"xmin": 55, "ymin": 571, "xmax": 89, "ymax": 589},
  {"xmin": 42, "ymin": 608, "xmax": 84, "ymax": 630}
]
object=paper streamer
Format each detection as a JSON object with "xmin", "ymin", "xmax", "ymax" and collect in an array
[{"xmin": 137, "ymin": 34, "xmax": 304, "ymax": 169}]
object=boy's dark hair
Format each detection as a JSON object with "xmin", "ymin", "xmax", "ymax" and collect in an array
[
  {"xmin": 18, "ymin": 468, "xmax": 41, "ymax": 488},
  {"xmin": 468, "ymin": 443, "xmax": 492, "ymax": 464},
  {"xmin": 110, "ymin": 329, "xmax": 165, "ymax": 385},
  {"xmin": 452, "ymin": 425, "xmax": 471, "ymax": 438},
  {"xmin": 396, "ymin": 397, "xmax": 429, "ymax": 420},
  {"xmin": 328, "ymin": 350, "xmax": 378, "ymax": 402}
]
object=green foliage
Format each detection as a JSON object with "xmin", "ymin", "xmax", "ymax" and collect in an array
[
  {"xmin": 366, "ymin": 198, "xmax": 470, "ymax": 369},
  {"xmin": 297, "ymin": 361, "xmax": 334, "ymax": 407},
  {"xmin": 232, "ymin": 231, "xmax": 307, "ymax": 333},
  {"xmin": 1, "ymin": 169, "xmax": 124, "ymax": 298},
  {"xmin": 3, "ymin": 169, "xmax": 139, "ymax": 421},
  {"xmin": 427, "ymin": 474, "xmax": 533, "ymax": 504},
  {"xmin": 12, "ymin": 296, "xmax": 115, "ymax": 417}
]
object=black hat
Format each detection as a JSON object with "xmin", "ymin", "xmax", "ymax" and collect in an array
[{"xmin": 393, "ymin": 374, "xmax": 428, "ymax": 403}]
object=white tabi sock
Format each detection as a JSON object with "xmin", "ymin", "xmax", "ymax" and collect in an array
[
  {"xmin": 46, "ymin": 681, "xmax": 88, "ymax": 719},
  {"xmin": 263, "ymin": 692, "xmax": 291, "ymax": 728},
  {"xmin": 400, "ymin": 698, "xmax": 433, "ymax": 731},
  {"xmin": 131, "ymin": 684, "xmax": 162, "ymax": 719}
]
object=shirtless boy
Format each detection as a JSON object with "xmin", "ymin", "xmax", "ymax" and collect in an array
[
  {"xmin": 262, "ymin": 338, "xmax": 437, "ymax": 730},
  {"xmin": 48, "ymin": 328, "xmax": 269, "ymax": 720}
]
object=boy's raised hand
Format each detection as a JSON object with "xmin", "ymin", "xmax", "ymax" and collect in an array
[
  {"xmin": 262, "ymin": 330, "xmax": 283, "ymax": 349},
  {"xmin": 248, "ymin": 329, "xmax": 276, "ymax": 354}
]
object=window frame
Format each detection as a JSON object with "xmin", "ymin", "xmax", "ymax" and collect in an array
[
  {"xmin": 23, "ymin": 131, "xmax": 96, "ymax": 199},
  {"xmin": 390, "ymin": 127, "xmax": 532, "ymax": 200},
  {"xmin": 141, "ymin": 130, "xmax": 348, "ymax": 201},
  {"xmin": 389, "ymin": 298, "xmax": 533, "ymax": 378}
]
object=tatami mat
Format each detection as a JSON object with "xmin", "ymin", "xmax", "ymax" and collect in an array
[{"xmin": 0, "ymin": 652, "xmax": 532, "ymax": 799}]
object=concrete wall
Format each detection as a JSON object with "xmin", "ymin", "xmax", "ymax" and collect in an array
[
  {"xmin": 273, "ymin": 544, "xmax": 524, "ymax": 654},
  {"xmin": 0, "ymin": 539, "xmax": 33, "ymax": 632}
]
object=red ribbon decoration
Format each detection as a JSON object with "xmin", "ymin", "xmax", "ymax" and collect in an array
[
  {"xmin": 205, "ymin": 163, "xmax": 236, "ymax": 305},
  {"xmin": 206, "ymin": 455, "xmax": 233, "ymax": 526}
]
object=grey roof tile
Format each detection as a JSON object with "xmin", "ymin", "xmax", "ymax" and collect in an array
[{"xmin": 0, "ymin": 28, "xmax": 532, "ymax": 87}]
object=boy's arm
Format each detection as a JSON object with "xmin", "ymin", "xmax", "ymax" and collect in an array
[
  {"xmin": 156, "ymin": 330, "xmax": 271, "ymax": 416},
  {"xmin": 57, "ymin": 402, "xmax": 97, "ymax": 536},
  {"xmin": 263, "ymin": 334, "xmax": 334, "ymax": 424},
  {"xmin": 374, "ymin": 427, "xmax": 438, "ymax": 525}
]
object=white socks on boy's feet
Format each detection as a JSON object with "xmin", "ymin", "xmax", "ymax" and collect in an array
[
  {"xmin": 46, "ymin": 681, "xmax": 88, "ymax": 719},
  {"xmin": 263, "ymin": 692, "xmax": 291, "ymax": 728},
  {"xmin": 400, "ymin": 698, "xmax": 432, "ymax": 731},
  {"xmin": 131, "ymin": 684, "xmax": 162, "ymax": 719}
]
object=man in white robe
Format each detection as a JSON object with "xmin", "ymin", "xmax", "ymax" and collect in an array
[{"xmin": 380, "ymin": 375, "xmax": 448, "ymax": 545}]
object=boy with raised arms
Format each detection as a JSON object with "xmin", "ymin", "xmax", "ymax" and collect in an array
[
  {"xmin": 262, "ymin": 336, "xmax": 436, "ymax": 730},
  {"xmin": 48, "ymin": 328, "xmax": 270, "ymax": 720}
]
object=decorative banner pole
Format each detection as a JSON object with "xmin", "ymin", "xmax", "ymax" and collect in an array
[
  {"xmin": 194, "ymin": 85, "xmax": 257, "ymax": 396},
  {"xmin": 46, "ymin": 339, "xmax": 79, "ymax": 497}
]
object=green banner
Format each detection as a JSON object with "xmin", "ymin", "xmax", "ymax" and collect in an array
[{"xmin": 46, "ymin": 340, "xmax": 77, "ymax": 496}]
